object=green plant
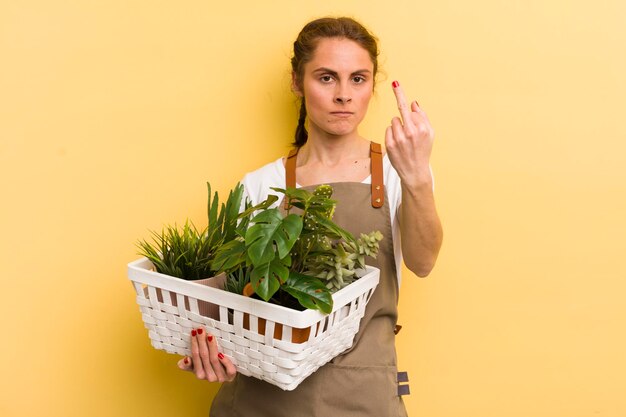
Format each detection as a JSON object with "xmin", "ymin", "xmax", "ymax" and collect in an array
[
  {"xmin": 285, "ymin": 185, "xmax": 383, "ymax": 291},
  {"xmin": 212, "ymin": 185, "xmax": 382, "ymax": 313},
  {"xmin": 225, "ymin": 267, "xmax": 251, "ymax": 295},
  {"xmin": 136, "ymin": 182, "xmax": 247, "ymax": 280},
  {"xmin": 136, "ymin": 220, "xmax": 214, "ymax": 280},
  {"xmin": 303, "ymin": 231, "xmax": 383, "ymax": 291}
]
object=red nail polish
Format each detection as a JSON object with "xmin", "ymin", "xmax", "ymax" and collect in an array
[
  {"xmin": 197, "ymin": 328, "xmax": 203, "ymax": 335},
  {"xmin": 184, "ymin": 357, "xmax": 189, "ymax": 364},
  {"xmin": 392, "ymin": 81, "xmax": 399, "ymax": 88},
  {"xmin": 191, "ymin": 329, "xmax": 197, "ymax": 337},
  {"xmin": 218, "ymin": 353, "xmax": 224, "ymax": 360},
  {"xmin": 208, "ymin": 335, "xmax": 213, "ymax": 342}
]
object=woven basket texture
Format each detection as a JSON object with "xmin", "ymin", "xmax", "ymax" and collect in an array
[{"xmin": 128, "ymin": 258, "xmax": 380, "ymax": 391}]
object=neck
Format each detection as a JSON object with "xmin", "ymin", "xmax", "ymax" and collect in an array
[{"xmin": 299, "ymin": 130, "xmax": 370, "ymax": 166}]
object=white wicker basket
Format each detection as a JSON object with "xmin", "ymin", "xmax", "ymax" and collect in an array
[{"xmin": 128, "ymin": 258, "xmax": 380, "ymax": 391}]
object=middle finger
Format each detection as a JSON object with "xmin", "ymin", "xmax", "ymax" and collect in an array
[
  {"xmin": 207, "ymin": 333, "xmax": 228, "ymax": 382},
  {"xmin": 190, "ymin": 329, "xmax": 206, "ymax": 379},
  {"xmin": 392, "ymin": 81, "xmax": 413, "ymax": 127},
  {"xmin": 196, "ymin": 328, "xmax": 218, "ymax": 381}
]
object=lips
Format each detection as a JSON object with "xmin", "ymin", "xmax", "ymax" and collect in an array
[{"xmin": 330, "ymin": 111, "xmax": 353, "ymax": 118}]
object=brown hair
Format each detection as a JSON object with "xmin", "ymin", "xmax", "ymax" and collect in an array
[{"xmin": 291, "ymin": 17, "xmax": 379, "ymax": 147}]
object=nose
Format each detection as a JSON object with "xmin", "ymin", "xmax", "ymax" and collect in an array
[{"xmin": 334, "ymin": 83, "xmax": 352, "ymax": 104}]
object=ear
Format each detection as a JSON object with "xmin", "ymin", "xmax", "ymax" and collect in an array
[{"xmin": 291, "ymin": 71, "xmax": 303, "ymax": 97}]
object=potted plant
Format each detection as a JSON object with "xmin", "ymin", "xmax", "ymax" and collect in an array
[
  {"xmin": 210, "ymin": 185, "xmax": 382, "ymax": 341},
  {"xmin": 134, "ymin": 182, "xmax": 248, "ymax": 315},
  {"xmin": 212, "ymin": 185, "xmax": 382, "ymax": 343}
]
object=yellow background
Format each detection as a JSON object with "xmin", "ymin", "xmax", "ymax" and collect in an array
[{"xmin": 1, "ymin": 1, "xmax": 625, "ymax": 416}]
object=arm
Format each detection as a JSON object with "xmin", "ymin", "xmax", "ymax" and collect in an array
[
  {"xmin": 397, "ymin": 173, "xmax": 443, "ymax": 277},
  {"xmin": 386, "ymin": 81, "xmax": 443, "ymax": 277}
]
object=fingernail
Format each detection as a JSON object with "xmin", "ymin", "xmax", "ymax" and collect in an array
[
  {"xmin": 208, "ymin": 335, "xmax": 213, "ymax": 342},
  {"xmin": 184, "ymin": 357, "xmax": 189, "ymax": 364},
  {"xmin": 218, "ymin": 353, "xmax": 224, "ymax": 360},
  {"xmin": 191, "ymin": 329, "xmax": 197, "ymax": 337},
  {"xmin": 392, "ymin": 81, "xmax": 399, "ymax": 88},
  {"xmin": 197, "ymin": 328, "xmax": 203, "ymax": 335},
  {"xmin": 415, "ymin": 100, "xmax": 420, "ymax": 107}
]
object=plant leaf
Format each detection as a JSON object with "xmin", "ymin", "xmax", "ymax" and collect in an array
[
  {"xmin": 223, "ymin": 183, "xmax": 245, "ymax": 242},
  {"xmin": 207, "ymin": 183, "xmax": 219, "ymax": 234},
  {"xmin": 283, "ymin": 271, "xmax": 333, "ymax": 314},
  {"xmin": 250, "ymin": 258, "xmax": 289, "ymax": 301},
  {"xmin": 237, "ymin": 194, "xmax": 279, "ymax": 220},
  {"xmin": 271, "ymin": 186, "xmax": 311, "ymax": 202},
  {"xmin": 245, "ymin": 209, "xmax": 302, "ymax": 265},
  {"xmin": 211, "ymin": 239, "xmax": 247, "ymax": 272},
  {"xmin": 313, "ymin": 216, "xmax": 356, "ymax": 243}
]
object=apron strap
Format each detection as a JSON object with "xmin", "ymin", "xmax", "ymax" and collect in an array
[
  {"xmin": 370, "ymin": 142, "xmax": 384, "ymax": 208},
  {"xmin": 283, "ymin": 148, "xmax": 298, "ymax": 210},
  {"xmin": 284, "ymin": 142, "xmax": 385, "ymax": 209}
]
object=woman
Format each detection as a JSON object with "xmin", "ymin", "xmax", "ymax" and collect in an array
[{"xmin": 178, "ymin": 17, "xmax": 443, "ymax": 416}]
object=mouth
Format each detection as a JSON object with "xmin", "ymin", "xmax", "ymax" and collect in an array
[{"xmin": 330, "ymin": 111, "xmax": 354, "ymax": 118}]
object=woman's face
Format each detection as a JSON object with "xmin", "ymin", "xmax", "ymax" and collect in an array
[{"xmin": 294, "ymin": 37, "xmax": 375, "ymax": 139}]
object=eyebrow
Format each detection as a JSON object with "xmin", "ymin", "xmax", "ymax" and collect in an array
[{"xmin": 312, "ymin": 67, "xmax": 372, "ymax": 76}]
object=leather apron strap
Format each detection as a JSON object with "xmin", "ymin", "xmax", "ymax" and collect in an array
[
  {"xmin": 370, "ymin": 142, "xmax": 384, "ymax": 208},
  {"xmin": 283, "ymin": 142, "xmax": 385, "ymax": 209},
  {"xmin": 283, "ymin": 148, "xmax": 298, "ymax": 210}
]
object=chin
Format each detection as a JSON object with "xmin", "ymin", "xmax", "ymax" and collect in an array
[
  {"xmin": 309, "ymin": 118, "xmax": 360, "ymax": 138},
  {"xmin": 325, "ymin": 123, "xmax": 357, "ymax": 137},
  {"xmin": 326, "ymin": 129, "xmax": 356, "ymax": 138}
]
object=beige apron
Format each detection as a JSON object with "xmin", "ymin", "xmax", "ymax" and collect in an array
[{"xmin": 210, "ymin": 143, "xmax": 409, "ymax": 416}]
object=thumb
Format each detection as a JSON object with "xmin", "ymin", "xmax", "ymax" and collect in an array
[
  {"xmin": 177, "ymin": 356, "xmax": 193, "ymax": 371},
  {"xmin": 384, "ymin": 126, "xmax": 394, "ymax": 149}
]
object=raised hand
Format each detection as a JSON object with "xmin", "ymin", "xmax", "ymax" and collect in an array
[
  {"xmin": 177, "ymin": 327, "xmax": 237, "ymax": 383},
  {"xmin": 385, "ymin": 80, "xmax": 434, "ymax": 186}
]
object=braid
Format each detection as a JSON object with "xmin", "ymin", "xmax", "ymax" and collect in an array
[{"xmin": 293, "ymin": 99, "xmax": 308, "ymax": 147}]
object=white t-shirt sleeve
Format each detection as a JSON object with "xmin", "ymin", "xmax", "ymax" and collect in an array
[{"xmin": 240, "ymin": 158, "xmax": 286, "ymax": 207}]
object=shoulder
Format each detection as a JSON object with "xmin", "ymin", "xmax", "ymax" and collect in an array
[{"xmin": 241, "ymin": 157, "xmax": 285, "ymax": 206}]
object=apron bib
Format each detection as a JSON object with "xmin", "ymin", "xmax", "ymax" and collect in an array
[{"xmin": 210, "ymin": 143, "xmax": 408, "ymax": 417}]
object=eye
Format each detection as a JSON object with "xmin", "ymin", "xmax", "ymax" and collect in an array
[
  {"xmin": 320, "ymin": 75, "xmax": 334, "ymax": 83},
  {"xmin": 352, "ymin": 75, "xmax": 366, "ymax": 84}
]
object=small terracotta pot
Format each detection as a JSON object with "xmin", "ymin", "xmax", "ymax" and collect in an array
[
  {"xmin": 152, "ymin": 273, "xmax": 226, "ymax": 319},
  {"xmin": 242, "ymin": 282, "xmax": 256, "ymax": 297}
]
